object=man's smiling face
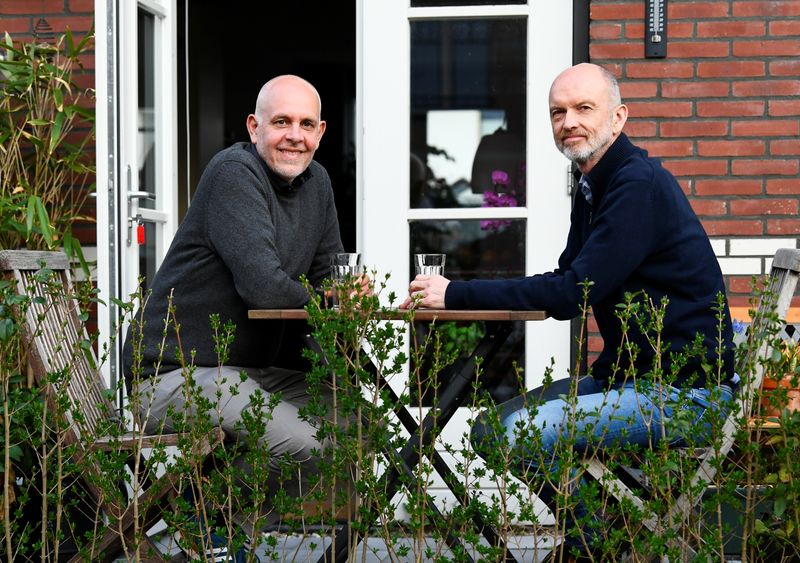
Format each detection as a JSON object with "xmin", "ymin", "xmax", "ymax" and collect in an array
[{"xmin": 247, "ymin": 76, "xmax": 326, "ymax": 184}]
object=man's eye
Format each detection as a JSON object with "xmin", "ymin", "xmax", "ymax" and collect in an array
[
  {"xmin": 302, "ymin": 120, "xmax": 315, "ymax": 129},
  {"xmin": 274, "ymin": 119, "xmax": 287, "ymax": 126}
]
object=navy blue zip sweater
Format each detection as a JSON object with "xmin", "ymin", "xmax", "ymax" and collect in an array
[{"xmin": 446, "ymin": 133, "xmax": 734, "ymax": 388}]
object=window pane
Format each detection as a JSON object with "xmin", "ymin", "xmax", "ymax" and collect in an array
[
  {"xmin": 410, "ymin": 219, "xmax": 525, "ymax": 404},
  {"xmin": 137, "ymin": 9, "xmax": 157, "ymax": 211},
  {"xmin": 410, "ymin": 19, "xmax": 526, "ymax": 209}
]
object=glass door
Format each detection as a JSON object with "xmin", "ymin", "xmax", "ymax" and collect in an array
[
  {"xmin": 95, "ymin": 0, "xmax": 178, "ymax": 388},
  {"xmin": 120, "ymin": 0, "xmax": 177, "ymax": 296},
  {"xmin": 360, "ymin": 1, "xmax": 574, "ymax": 394}
]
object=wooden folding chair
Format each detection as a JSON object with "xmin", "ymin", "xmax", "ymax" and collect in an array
[
  {"xmin": 582, "ymin": 247, "xmax": 800, "ymax": 560},
  {"xmin": 0, "ymin": 250, "xmax": 223, "ymax": 563}
]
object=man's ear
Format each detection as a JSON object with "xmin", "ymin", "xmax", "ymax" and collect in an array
[
  {"xmin": 612, "ymin": 104, "xmax": 628, "ymax": 135},
  {"xmin": 246, "ymin": 114, "xmax": 259, "ymax": 142}
]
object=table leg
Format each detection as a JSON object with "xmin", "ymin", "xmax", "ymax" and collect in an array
[{"xmin": 309, "ymin": 322, "xmax": 521, "ymax": 563}]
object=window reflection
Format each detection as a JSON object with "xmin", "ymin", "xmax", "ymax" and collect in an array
[
  {"xmin": 137, "ymin": 9, "xmax": 156, "ymax": 211},
  {"xmin": 410, "ymin": 219, "xmax": 525, "ymax": 405},
  {"xmin": 410, "ymin": 218, "xmax": 525, "ymax": 280},
  {"xmin": 410, "ymin": 18, "xmax": 526, "ymax": 209}
]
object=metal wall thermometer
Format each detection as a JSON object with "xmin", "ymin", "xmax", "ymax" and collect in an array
[{"xmin": 645, "ymin": 0, "xmax": 668, "ymax": 58}]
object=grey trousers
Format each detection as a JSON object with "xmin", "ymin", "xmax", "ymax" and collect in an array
[{"xmin": 135, "ymin": 365, "xmax": 340, "ymax": 528}]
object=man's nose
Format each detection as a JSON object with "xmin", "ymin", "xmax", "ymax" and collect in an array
[
  {"xmin": 286, "ymin": 123, "xmax": 303, "ymax": 141},
  {"xmin": 562, "ymin": 109, "xmax": 579, "ymax": 130}
]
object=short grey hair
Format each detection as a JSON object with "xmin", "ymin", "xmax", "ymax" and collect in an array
[{"xmin": 597, "ymin": 65, "xmax": 622, "ymax": 107}]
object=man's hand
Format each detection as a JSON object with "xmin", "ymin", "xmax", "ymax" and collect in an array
[
  {"xmin": 400, "ymin": 275, "xmax": 450, "ymax": 309},
  {"xmin": 357, "ymin": 274, "xmax": 374, "ymax": 297}
]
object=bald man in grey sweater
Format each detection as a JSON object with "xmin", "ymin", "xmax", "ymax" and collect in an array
[{"xmin": 122, "ymin": 75, "xmax": 345, "ymax": 531}]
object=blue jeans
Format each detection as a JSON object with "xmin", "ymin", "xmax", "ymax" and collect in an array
[{"xmin": 471, "ymin": 376, "xmax": 733, "ymax": 544}]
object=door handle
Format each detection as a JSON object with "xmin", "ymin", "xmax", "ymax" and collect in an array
[{"xmin": 127, "ymin": 191, "xmax": 155, "ymax": 200}]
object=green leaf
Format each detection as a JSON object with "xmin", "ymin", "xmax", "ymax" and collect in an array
[
  {"xmin": 25, "ymin": 195, "xmax": 36, "ymax": 235},
  {"xmin": 49, "ymin": 111, "xmax": 65, "ymax": 155},
  {"xmin": 33, "ymin": 196, "xmax": 54, "ymax": 246},
  {"xmin": 774, "ymin": 496, "xmax": 787, "ymax": 518},
  {"xmin": 53, "ymin": 87, "xmax": 64, "ymax": 111}
]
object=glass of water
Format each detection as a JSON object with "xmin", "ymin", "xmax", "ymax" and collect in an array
[{"xmin": 414, "ymin": 253, "xmax": 446, "ymax": 276}]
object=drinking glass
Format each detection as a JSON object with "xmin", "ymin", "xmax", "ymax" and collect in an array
[
  {"xmin": 329, "ymin": 253, "xmax": 362, "ymax": 307},
  {"xmin": 414, "ymin": 253, "xmax": 446, "ymax": 276}
]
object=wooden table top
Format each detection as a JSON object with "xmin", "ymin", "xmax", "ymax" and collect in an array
[{"xmin": 248, "ymin": 308, "xmax": 548, "ymax": 322}]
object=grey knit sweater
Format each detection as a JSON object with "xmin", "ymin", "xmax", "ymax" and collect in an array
[{"xmin": 122, "ymin": 142, "xmax": 343, "ymax": 383}]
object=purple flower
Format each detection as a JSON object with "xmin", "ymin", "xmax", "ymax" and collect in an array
[
  {"xmin": 491, "ymin": 169, "xmax": 510, "ymax": 187},
  {"xmin": 732, "ymin": 319, "xmax": 747, "ymax": 334}
]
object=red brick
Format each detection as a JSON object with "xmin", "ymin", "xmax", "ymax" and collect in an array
[
  {"xmin": 591, "ymin": 23, "xmax": 622, "ymax": 40},
  {"xmin": 624, "ymin": 21, "xmax": 645, "ymax": 39},
  {"xmin": 695, "ymin": 179, "xmax": 763, "ymax": 195},
  {"xmin": 729, "ymin": 276, "xmax": 756, "ymax": 295},
  {"xmin": 732, "ymin": 159, "xmax": 799, "ymax": 176},
  {"xmin": 732, "ymin": 120, "xmax": 800, "ymax": 137},
  {"xmin": 733, "ymin": 1, "xmax": 800, "ymax": 17},
  {"xmin": 733, "ymin": 80, "xmax": 800, "ymax": 97},
  {"xmin": 662, "ymin": 81, "xmax": 729, "ymax": 98},
  {"xmin": 591, "ymin": 3, "xmax": 645, "ymax": 20},
  {"xmin": 770, "ymin": 21, "xmax": 800, "ymax": 36},
  {"xmin": 627, "ymin": 101, "xmax": 693, "ymax": 118},
  {"xmin": 0, "ymin": 0, "xmax": 63, "ymax": 13},
  {"xmin": 697, "ymin": 61, "xmax": 765, "ymax": 77},
  {"xmin": 639, "ymin": 140, "xmax": 694, "ymax": 157},
  {"xmin": 698, "ymin": 140, "xmax": 765, "ymax": 157},
  {"xmin": 703, "ymin": 220, "xmax": 764, "ymax": 236},
  {"xmin": 0, "ymin": 17, "xmax": 32, "ymax": 34},
  {"xmin": 770, "ymin": 60, "xmax": 800, "ymax": 76},
  {"xmin": 668, "ymin": 41, "xmax": 730, "ymax": 58},
  {"xmin": 767, "ymin": 179, "xmax": 800, "ymax": 194},
  {"xmin": 626, "ymin": 62, "xmax": 694, "ymax": 79},
  {"xmin": 626, "ymin": 21, "xmax": 694, "ymax": 39},
  {"xmin": 623, "ymin": 120, "xmax": 658, "ymax": 137},
  {"xmin": 619, "ymin": 81, "xmax": 659, "ymax": 98},
  {"xmin": 770, "ymin": 100, "xmax": 800, "ymax": 116},
  {"xmin": 68, "ymin": 0, "xmax": 95, "ymax": 11},
  {"xmin": 39, "ymin": 16, "xmax": 94, "ymax": 34},
  {"xmin": 731, "ymin": 199, "xmax": 798, "ymax": 216},
  {"xmin": 772, "ymin": 140, "xmax": 800, "ymax": 156},
  {"xmin": 690, "ymin": 199, "xmax": 728, "ymax": 216},
  {"xmin": 767, "ymin": 219, "xmax": 800, "ymax": 235},
  {"xmin": 588, "ymin": 336, "xmax": 603, "ymax": 354},
  {"xmin": 697, "ymin": 100, "xmax": 765, "ymax": 117},
  {"xmin": 734, "ymin": 40, "xmax": 800, "ymax": 57},
  {"xmin": 590, "ymin": 42, "xmax": 644, "ymax": 60},
  {"xmin": 671, "ymin": 2, "xmax": 731, "ymax": 18},
  {"xmin": 666, "ymin": 159, "xmax": 729, "ymax": 176},
  {"xmin": 697, "ymin": 20, "xmax": 766, "ymax": 37},
  {"xmin": 661, "ymin": 120, "xmax": 729, "ymax": 137}
]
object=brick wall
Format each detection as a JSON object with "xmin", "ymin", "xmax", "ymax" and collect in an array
[
  {"xmin": 1, "ymin": 0, "xmax": 96, "ymax": 248},
  {"xmin": 587, "ymin": 0, "xmax": 800, "ymax": 355}
]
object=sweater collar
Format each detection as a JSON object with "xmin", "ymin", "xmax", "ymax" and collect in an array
[
  {"xmin": 245, "ymin": 143, "xmax": 313, "ymax": 193},
  {"xmin": 582, "ymin": 132, "xmax": 638, "ymax": 204}
]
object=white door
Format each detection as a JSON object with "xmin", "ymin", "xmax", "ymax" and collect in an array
[
  {"xmin": 95, "ymin": 0, "xmax": 178, "ymax": 388},
  {"xmin": 359, "ymin": 1, "xmax": 574, "ymax": 395}
]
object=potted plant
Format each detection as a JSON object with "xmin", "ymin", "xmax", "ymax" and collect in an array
[{"xmin": 0, "ymin": 30, "xmax": 95, "ymax": 269}]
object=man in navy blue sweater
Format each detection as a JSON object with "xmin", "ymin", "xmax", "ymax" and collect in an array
[{"xmin": 403, "ymin": 63, "xmax": 735, "ymax": 559}]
